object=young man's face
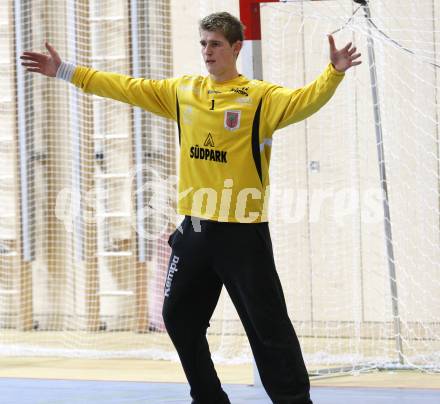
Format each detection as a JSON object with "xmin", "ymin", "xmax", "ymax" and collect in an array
[{"xmin": 200, "ymin": 30, "xmax": 242, "ymax": 81}]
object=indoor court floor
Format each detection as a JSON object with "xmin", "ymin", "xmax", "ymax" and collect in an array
[
  {"xmin": 2, "ymin": 378, "xmax": 440, "ymax": 404},
  {"xmin": 0, "ymin": 358, "xmax": 439, "ymax": 403}
]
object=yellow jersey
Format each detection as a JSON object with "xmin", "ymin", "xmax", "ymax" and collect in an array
[{"xmin": 70, "ymin": 63, "xmax": 344, "ymax": 223}]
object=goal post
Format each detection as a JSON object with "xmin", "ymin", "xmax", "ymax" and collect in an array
[
  {"xmin": 239, "ymin": 0, "xmax": 329, "ymax": 80},
  {"xmin": 11, "ymin": 0, "xmax": 34, "ymax": 332},
  {"xmin": 360, "ymin": 0, "xmax": 403, "ymax": 365}
]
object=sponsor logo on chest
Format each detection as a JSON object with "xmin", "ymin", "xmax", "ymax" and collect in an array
[
  {"xmin": 230, "ymin": 87, "xmax": 249, "ymax": 96},
  {"xmin": 189, "ymin": 133, "xmax": 228, "ymax": 164}
]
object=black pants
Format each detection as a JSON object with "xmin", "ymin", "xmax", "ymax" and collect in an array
[{"xmin": 162, "ymin": 216, "xmax": 312, "ymax": 404}]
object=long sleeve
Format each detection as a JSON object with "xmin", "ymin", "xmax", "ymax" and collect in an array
[
  {"xmin": 70, "ymin": 66, "xmax": 179, "ymax": 120},
  {"xmin": 262, "ymin": 63, "xmax": 345, "ymax": 130}
]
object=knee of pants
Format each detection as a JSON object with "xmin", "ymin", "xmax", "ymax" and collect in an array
[
  {"xmin": 162, "ymin": 298, "xmax": 180, "ymax": 334},
  {"xmin": 254, "ymin": 322, "xmax": 297, "ymax": 349},
  {"xmin": 162, "ymin": 300, "xmax": 192, "ymax": 334},
  {"xmin": 162, "ymin": 300, "xmax": 209, "ymax": 340}
]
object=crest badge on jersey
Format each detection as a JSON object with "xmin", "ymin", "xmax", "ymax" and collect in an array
[{"xmin": 224, "ymin": 110, "xmax": 241, "ymax": 131}]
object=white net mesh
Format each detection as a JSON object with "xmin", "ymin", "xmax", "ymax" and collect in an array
[
  {"xmin": 1, "ymin": 0, "xmax": 179, "ymax": 359},
  {"xmin": 0, "ymin": 0, "xmax": 439, "ymax": 375},
  {"xmin": 259, "ymin": 0, "xmax": 440, "ymax": 371}
]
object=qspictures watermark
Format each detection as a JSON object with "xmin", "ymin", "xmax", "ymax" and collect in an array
[{"xmin": 55, "ymin": 164, "xmax": 385, "ymax": 241}]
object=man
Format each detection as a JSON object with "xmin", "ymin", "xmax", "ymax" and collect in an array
[{"xmin": 21, "ymin": 11, "xmax": 361, "ymax": 404}]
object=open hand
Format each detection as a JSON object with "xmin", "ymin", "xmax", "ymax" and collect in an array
[
  {"xmin": 20, "ymin": 42, "xmax": 61, "ymax": 77},
  {"xmin": 328, "ymin": 34, "xmax": 362, "ymax": 73}
]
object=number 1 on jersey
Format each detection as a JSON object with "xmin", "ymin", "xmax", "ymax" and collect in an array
[{"xmin": 210, "ymin": 100, "xmax": 215, "ymax": 110}]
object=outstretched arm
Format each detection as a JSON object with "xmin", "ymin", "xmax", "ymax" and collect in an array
[
  {"xmin": 19, "ymin": 42, "xmax": 178, "ymax": 120},
  {"xmin": 264, "ymin": 35, "xmax": 362, "ymax": 130},
  {"xmin": 20, "ymin": 42, "xmax": 61, "ymax": 77}
]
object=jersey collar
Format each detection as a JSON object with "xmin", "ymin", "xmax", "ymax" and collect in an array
[{"xmin": 207, "ymin": 74, "xmax": 248, "ymax": 87}]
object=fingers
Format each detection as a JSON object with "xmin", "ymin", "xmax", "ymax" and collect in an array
[
  {"xmin": 327, "ymin": 34, "xmax": 362, "ymax": 70},
  {"xmin": 328, "ymin": 35, "xmax": 359, "ymax": 58},
  {"xmin": 20, "ymin": 55, "xmax": 43, "ymax": 71},
  {"xmin": 20, "ymin": 58, "xmax": 42, "ymax": 73},
  {"xmin": 343, "ymin": 41, "xmax": 352, "ymax": 52},
  {"xmin": 20, "ymin": 42, "xmax": 58, "ymax": 62},
  {"xmin": 327, "ymin": 34, "xmax": 337, "ymax": 52},
  {"xmin": 20, "ymin": 52, "xmax": 45, "ymax": 62},
  {"xmin": 328, "ymin": 35, "xmax": 337, "ymax": 53},
  {"xmin": 21, "ymin": 61, "xmax": 41, "ymax": 68},
  {"xmin": 45, "ymin": 41, "xmax": 59, "ymax": 60},
  {"xmin": 25, "ymin": 68, "xmax": 42, "ymax": 74}
]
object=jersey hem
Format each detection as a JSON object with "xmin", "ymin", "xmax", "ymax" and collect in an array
[{"xmin": 177, "ymin": 208, "xmax": 268, "ymax": 224}]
